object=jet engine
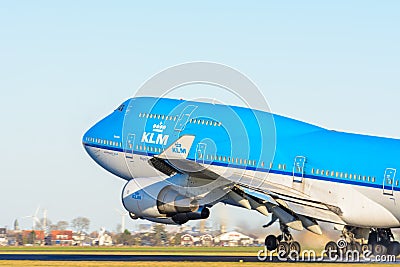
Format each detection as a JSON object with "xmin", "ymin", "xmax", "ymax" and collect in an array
[{"xmin": 122, "ymin": 177, "xmax": 209, "ymax": 224}]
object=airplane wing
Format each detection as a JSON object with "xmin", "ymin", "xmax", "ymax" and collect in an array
[{"xmin": 148, "ymin": 135, "xmax": 345, "ymax": 234}]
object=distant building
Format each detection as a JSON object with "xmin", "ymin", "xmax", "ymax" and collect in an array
[
  {"xmin": 180, "ymin": 233, "xmax": 214, "ymax": 246},
  {"xmin": 181, "ymin": 233, "xmax": 195, "ymax": 246},
  {"xmin": 14, "ymin": 220, "xmax": 20, "ymax": 231},
  {"xmin": 0, "ymin": 228, "xmax": 7, "ymax": 246},
  {"xmin": 50, "ymin": 230, "xmax": 73, "ymax": 246},
  {"xmin": 72, "ymin": 232, "xmax": 92, "ymax": 246},
  {"xmin": 198, "ymin": 234, "xmax": 214, "ymax": 246},
  {"xmin": 22, "ymin": 230, "xmax": 45, "ymax": 244},
  {"xmin": 214, "ymin": 231, "xmax": 254, "ymax": 246},
  {"xmin": 93, "ymin": 228, "xmax": 113, "ymax": 246}
]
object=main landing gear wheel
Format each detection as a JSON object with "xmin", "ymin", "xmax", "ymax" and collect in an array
[
  {"xmin": 290, "ymin": 241, "xmax": 301, "ymax": 254},
  {"xmin": 388, "ymin": 241, "xmax": 400, "ymax": 256},
  {"xmin": 373, "ymin": 243, "xmax": 387, "ymax": 255},
  {"xmin": 277, "ymin": 242, "xmax": 290, "ymax": 258},
  {"xmin": 325, "ymin": 241, "xmax": 339, "ymax": 257},
  {"xmin": 361, "ymin": 244, "xmax": 371, "ymax": 254},
  {"xmin": 265, "ymin": 235, "xmax": 278, "ymax": 251}
]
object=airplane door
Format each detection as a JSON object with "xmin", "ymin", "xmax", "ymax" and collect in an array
[
  {"xmin": 195, "ymin": 143, "xmax": 206, "ymax": 164},
  {"xmin": 383, "ymin": 168, "xmax": 396, "ymax": 195},
  {"xmin": 174, "ymin": 105, "xmax": 197, "ymax": 132},
  {"xmin": 293, "ymin": 156, "xmax": 306, "ymax": 183},
  {"xmin": 125, "ymin": 134, "xmax": 135, "ymax": 159}
]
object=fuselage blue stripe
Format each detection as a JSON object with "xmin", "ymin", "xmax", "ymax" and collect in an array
[{"xmin": 83, "ymin": 142, "xmax": 396, "ymax": 192}]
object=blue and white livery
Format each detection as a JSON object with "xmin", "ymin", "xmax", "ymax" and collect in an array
[{"xmin": 83, "ymin": 96, "xmax": 400, "ymax": 255}]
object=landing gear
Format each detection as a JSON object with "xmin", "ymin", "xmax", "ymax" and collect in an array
[
  {"xmin": 368, "ymin": 228, "xmax": 400, "ymax": 256},
  {"xmin": 324, "ymin": 226, "xmax": 364, "ymax": 257},
  {"xmin": 324, "ymin": 227, "xmax": 400, "ymax": 257},
  {"xmin": 264, "ymin": 224, "xmax": 301, "ymax": 256}
]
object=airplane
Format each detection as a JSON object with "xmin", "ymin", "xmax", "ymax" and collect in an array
[{"xmin": 83, "ymin": 96, "xmax": 400, "ymax": 257}]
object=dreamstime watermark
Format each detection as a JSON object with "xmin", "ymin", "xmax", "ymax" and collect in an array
[{"xmin": 257, "ymin": 239, "xmax": 397, "ymax": 263}]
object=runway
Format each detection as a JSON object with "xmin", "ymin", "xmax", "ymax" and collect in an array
[
  {"xmin": 0, "ymin": 254, "xmax": 396, "ymax": 263},
  {"xmin": 0, "ymin": 254, "xmax": 261, "ymax": 262}
]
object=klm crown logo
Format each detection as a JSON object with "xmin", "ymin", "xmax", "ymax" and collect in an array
[
  {"xmin": 153, "ymin": 122, "xmax": 167, "ymax": 133},
  {"xmin": 141, "ymin": 122, "xmax": 169, "ymax": 145}
]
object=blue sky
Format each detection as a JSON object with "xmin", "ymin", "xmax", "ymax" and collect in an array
[{"xmin": 0, "ymin": 1, "xmax": 399, "ymax": 232}]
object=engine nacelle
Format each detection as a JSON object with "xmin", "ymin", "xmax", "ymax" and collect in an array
[
  {"xmin": 171, "ymin": 206, "xmax": 210, "ymax": 224},
  {"xmin": 122, "ymin": 177, "xmax": 206, "ymax": 224}
]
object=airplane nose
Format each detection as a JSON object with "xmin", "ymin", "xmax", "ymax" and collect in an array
[
  {"xmin": 82, "ymin": 113, "xmax": 132, "ymax": 180},
  {"xmin": 82, "ymin": 121, "xmax": 102, "ymax": 160}
]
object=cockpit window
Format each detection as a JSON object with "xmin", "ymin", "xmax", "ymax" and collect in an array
[{"xmin": 115, "ymin": 104, "xmax": 125, "ymax": 112}]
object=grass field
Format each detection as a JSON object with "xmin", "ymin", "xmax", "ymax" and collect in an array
[{"xmin": 0, "ymin": 246, "xmax": 258, "ymax": 256}]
